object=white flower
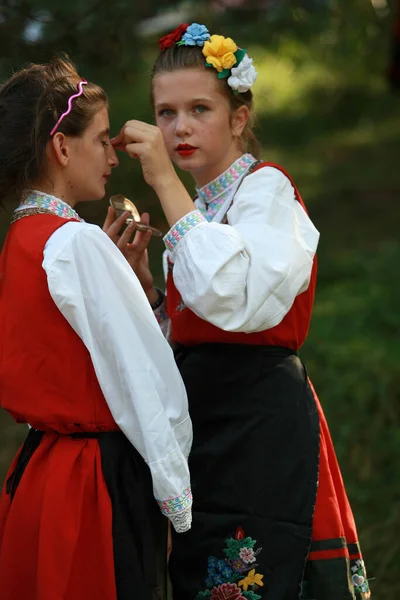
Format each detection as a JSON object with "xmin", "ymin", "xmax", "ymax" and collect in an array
[
  {"xmin": 239, "ymin": 546, "xmax": 256, "ymax": 564},
  {"xmin": 228, "ymin": 54, "xmax": 258, "ymax": 93}
]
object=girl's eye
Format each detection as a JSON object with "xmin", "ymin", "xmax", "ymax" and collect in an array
[
  {"xmin": 102, "ymin": 140, "xmax": 110, "ymax": 147},
  {"xmin": 159, "ymin": 108, "xmax": 174, "ymax": 117},
  {"xmin": 194, "ymin": 105, "xmax": 208, "ymax": 114}
]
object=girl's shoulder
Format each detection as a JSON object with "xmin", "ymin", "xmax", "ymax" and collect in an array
[
  {"xmin": 247, "ymin": 160, "xmax": 295, "ymax": 186},
  {"xmin": 244, "ymin": 160, "xmax": 304, "ymax": 206}
]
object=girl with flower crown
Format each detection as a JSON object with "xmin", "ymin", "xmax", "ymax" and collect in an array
[
  {"xmin": 0, "ymin": 56, "xmax": 193, "ymax": 600},
  {"xmin": 111, "ymin": 23, "xmax": 371, "ymax": 600}
]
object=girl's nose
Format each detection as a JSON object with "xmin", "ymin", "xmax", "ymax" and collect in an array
[
  {"xmin": 175, "ymin": 114, "xmax": 192, "ymax": 137},
  {"xmin": 108, "ymin": 144, "xmax": 119, "ymax": 168}
]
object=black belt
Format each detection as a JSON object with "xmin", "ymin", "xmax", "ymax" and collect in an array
[{"xmin": 174, "ymin": 342, "xmax": 297, "ymax": 365}]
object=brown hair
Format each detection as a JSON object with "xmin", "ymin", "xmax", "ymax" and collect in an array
[
  {"xmin": 151, "ymin": 44, "xmax": 260, "ymax": 158},
  {"xmin": 0, "ymin": 55, "xmax": 107, "ymax": 201}
]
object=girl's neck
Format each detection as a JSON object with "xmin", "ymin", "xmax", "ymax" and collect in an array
[
  {"xmin": 31, "ymin": 174, "xmax": 77, "ymax": 208},
  {"xmin": 192, "ymin": 149, "xmax": 244, "ymax": 189}
]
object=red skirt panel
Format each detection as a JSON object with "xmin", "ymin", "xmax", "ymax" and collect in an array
[
  {"xmin": 304, "ymin": 380, "xmax": 371, "ymax": 599},
  {"xmin": 0, "ymin": 433, "xmax": 116, "ymax": 600}
]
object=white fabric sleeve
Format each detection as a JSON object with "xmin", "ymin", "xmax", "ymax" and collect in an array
[
  {"xmin": 166, "ymin": 167, "xmax": 320, "ymax": 333},
  {"xmin": 42, "ymin": 221, "xmax": 192, "ymax": 532}
]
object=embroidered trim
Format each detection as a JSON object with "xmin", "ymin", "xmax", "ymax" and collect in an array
[
  {"xmin": 197, "ymin": 154, "xmax": 255, "ymax": 204},
  {"xmin": 13, "ymin": 190, "xmax": 83, "ymax": 222},
  {"xmin": 351, "ymin": 558, "xmax": 371, "ymax": 597},
  {"xmin": 164, "ymin": 210, "xmax": 207, "ymax": 252},
  {"xmin": 157, "ymin": 485, "xmax": 192, "ymax": 516},
  {"xmin": 196, "ymin": 527, "xmax": 264, "ymax": 599}
]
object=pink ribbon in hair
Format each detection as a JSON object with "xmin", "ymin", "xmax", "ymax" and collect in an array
[{"xmin": 50, "ymin": 79, "xmax": 88, "ymax": 136}]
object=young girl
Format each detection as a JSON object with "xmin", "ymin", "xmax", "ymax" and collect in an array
[
  {"xmin": 111, "ymin": 24, "xmax": 371, "ymax": 600},
  {"xmin": 0, "ymin": 57, "xmax": 192, "ymax": 600}
]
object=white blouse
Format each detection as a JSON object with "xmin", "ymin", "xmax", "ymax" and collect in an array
[
  {"xmin": 41, "ymin": 218, "xmax": 192, "ymax": 533},
  {"xmin": 160, "ymin": 161, "xmax": 320, "ymax": 334}
]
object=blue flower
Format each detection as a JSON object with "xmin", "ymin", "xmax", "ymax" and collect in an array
[
  {"xmin": 221, "ymin": 565, "xmax": 233, "ymax": 580},
  {"xmin": 205, "ymin": 576, "xmax": 214, "ymax": 588},
  {"xmin": 208, "ymin": 556, "xmax": 218, "ymax": 568},
  {"xmin": 181, "ymin": 23, "xmax": 210, "ymax": 47}
]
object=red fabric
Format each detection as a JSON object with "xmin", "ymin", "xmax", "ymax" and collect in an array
[
  {"xmin": 0, "ymin": 215, "xmax": 118, "ymax": 433},
  {"xmin": 309, "ymin": 379, "xmax": 362, "ymax": 562},
  {"xmin": 167, "ymin": 162, "xmax": 317, "ymax": 349},
  {"xmin": 0, "ymin": 215, "xmax": 118, "ymax": 599}
]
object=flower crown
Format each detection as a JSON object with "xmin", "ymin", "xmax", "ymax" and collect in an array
[{"xmin": 158, "ymin": 23, "xmax": 258, "ymax": 94}]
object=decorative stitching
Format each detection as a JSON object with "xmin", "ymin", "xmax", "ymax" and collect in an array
[
  {"xmin": 157, "ymin": 485, "xmax": 192, "ymax": 515},
  {"xmin": 164, "ymin": 210, "xmax": 207, "ymax": 252},
  {"xmin": 350, "ymin": 558, "xmax": 371, "ymax": 597},
  {"xmin": 197, "ymin": 154, "xmax": 255, "ymax": 204},
  {"xmin": 196, "ymin": 527, "xmax": 264, "ymax": 599},
  {"xmin": 13, "ymin": 191, "xmax": 83, "ymax": 222}
]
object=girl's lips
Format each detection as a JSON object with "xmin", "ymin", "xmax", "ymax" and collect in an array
[{"xmin": 176, "ymin": 146, "xmax": 197, "ymax": 157}]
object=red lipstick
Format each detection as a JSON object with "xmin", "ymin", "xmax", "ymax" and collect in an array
[{"xmin": 176, "ymin": 144, "xmax": 197, "ymax": 157}]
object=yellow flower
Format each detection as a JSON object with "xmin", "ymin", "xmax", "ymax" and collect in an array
[
  {"xmin": 238, "ymin": 569, "xmax": 264, "ymax": 591},
  {"xmin": 202, "ymin": 34, "xmax": 238, "ymax": 72}
]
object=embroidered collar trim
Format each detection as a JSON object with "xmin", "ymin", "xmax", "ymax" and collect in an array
[
  {"xmin": 14, "ymin": 190, "xmax": 83, "ymax": 222},
  {"xmin": 196, "ymin": 154, "xmax": 255, "ymax": 204}
]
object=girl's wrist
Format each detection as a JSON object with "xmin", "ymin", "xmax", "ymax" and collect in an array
[{"xmin": 146, "ymin": 287, "xmax": 164, "ymax": 309}]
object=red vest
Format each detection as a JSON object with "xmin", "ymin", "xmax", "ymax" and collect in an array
[
  {"xmin": 167, "ymin": 163, "xmax": 317, "ymax": 350},
  {"xmin": 0, "ymin": 215, "xmax": 118, "ymax": 433}
]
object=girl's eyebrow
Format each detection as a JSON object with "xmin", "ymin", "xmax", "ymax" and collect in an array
[
  {"xmin": 97, "ymin": 127, "xmax": 110, "ymax": 138},
  {"xmin": 155, "ymin": 97, "xmax": 214, "ymax": 109}
]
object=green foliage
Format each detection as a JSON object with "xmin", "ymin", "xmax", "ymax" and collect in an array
[
  {"xmin": 223, "ymin": 536, "xmax": 257, "ymax": 559},
  {"xmin": 242, "ymin": 592, "xmax": 262, "ymax": 600}
]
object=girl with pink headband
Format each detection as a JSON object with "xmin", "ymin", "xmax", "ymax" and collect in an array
[{"xmin": 0, "ymin": 56, "xmax": 192, "ymax": 600}]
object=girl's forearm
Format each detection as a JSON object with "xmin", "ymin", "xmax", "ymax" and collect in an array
[{"xmin": 153, "ymin": 176, "xmax": 197, "ymax": 227}]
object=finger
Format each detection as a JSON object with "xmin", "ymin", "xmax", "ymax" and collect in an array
[
  {"xmin": 125, "ymin": 141, "xmax": 146, "ymax": 159},
  {"xmin": 102, "ymin": 206, "xmax": 115, "ymax": 231},
  {"xmin": 117, "ymin": 220, "xmax": 137, "ymax": 249},
  {"xmin": 111, "ymin": 142, "xmax": 128, "ymax": 153},
  {"xmin": 129, "ymin": 228, "xmax": 152, "ymax": 254},
  {"xmin": 140, "ymin": 212, "xmax": 150, "ymax": 225},
  {"xmin": 125, "ymin": 120, "xmax": 158, "ymax": 134},
  {"xmin": 110, "ymin": 126, "xmax": 126, "ymax": 146},
  {"xmin": 105, "ymin": 210, "xmax": 131, "ymax": 240}
]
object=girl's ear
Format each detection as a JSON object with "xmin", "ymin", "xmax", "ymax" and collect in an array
[
  {"xmin": 231, "ymin": 105, "xmax": 250, "ymax": 138},
  {"xmin": 47, "ymin": 132, "xmax": 71, "ymax": 167}
]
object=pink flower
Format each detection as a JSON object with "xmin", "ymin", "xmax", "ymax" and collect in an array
[
  {"xmin": 210, "ymin": 583, "xmax": 245, "ymax": 599},
  {"xmin": 239, "ymin": 547, "xmax": 256, "ymax": 564}
]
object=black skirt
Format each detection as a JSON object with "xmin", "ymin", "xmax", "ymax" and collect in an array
[{"xmin": 169, "ymin": 343, "xmax": 320, "ymax": 600}]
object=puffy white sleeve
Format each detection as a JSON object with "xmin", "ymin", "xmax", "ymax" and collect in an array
[
  {"xmin": 42, "ymin": 221, "xmax": 192, "ymax": 533},
  {"xmin": 164, "ymin": 167, "xmax": 320, "ymax": 333}
]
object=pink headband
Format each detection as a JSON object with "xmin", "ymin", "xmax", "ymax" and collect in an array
[{"xmin": 50, "ymin": 79, "xmax": 88, "ymax": 136}]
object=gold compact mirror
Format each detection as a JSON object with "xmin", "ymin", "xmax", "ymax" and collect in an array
[{"xmin": 109, "ymin": 195, "xmax": 163, "ymax": 237}]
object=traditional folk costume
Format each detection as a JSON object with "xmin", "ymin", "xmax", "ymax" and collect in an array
[
  {"xmin": 0, "ymin": 192, "xmax": 193, "ymax": 600},
  {"xmin": 154, "ymin": 155, "xmax": 371, "ymax": 600}
]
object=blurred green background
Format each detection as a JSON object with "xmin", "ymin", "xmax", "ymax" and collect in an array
[{"xmin": 1, "ymin": 0, "xmax": 399, "ymax": 597}]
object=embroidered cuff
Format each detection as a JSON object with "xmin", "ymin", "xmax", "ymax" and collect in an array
[
  {"xmin": 164, "ymin": 210, "xmax": 207, "ymax": 253},
  {"xmin": 157, "ymin": 486, "xmax": 193, "ymax": 533}
]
